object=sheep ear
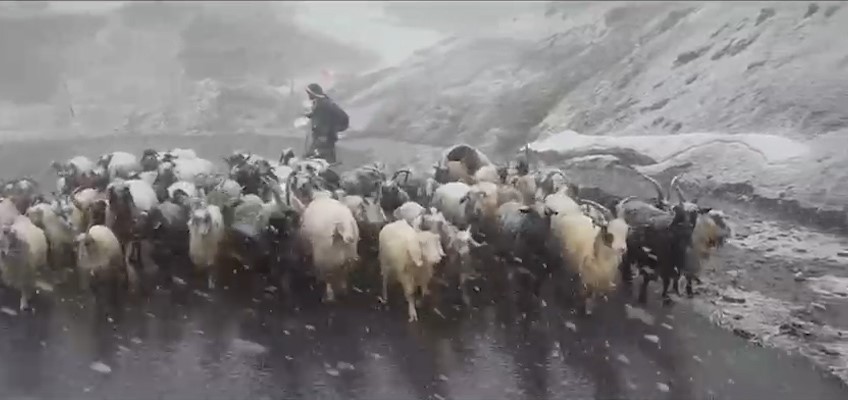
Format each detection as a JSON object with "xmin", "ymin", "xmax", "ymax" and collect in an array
[
  {"xmin": 459, "ymin": 194, "xmax": 470, "ymax": 204},
  {"xmin": 518, "ymin": 206, "xmax": 531, "ymax": 213},
  {"xmin": 698, "ymin": 207, "xmax": 712, "ymax": 214},
  {"xmin": 83, "ymin": 235, "xmax": 95, "ymax": 246}
]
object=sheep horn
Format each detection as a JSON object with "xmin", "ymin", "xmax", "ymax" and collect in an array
[
  {"xmin": 615, "ymin": 196, "xmax": 636, "ymax": 220},
  {"xmin": 392, "ymin": 169, "xmax": 411, "ymax": 185},
  {"xmin": 285, "ymin": 170, "xmax": 296, "ymax": 207},
  {"xmin": 670, "ymin": 174, "xmax": 688, "ymax": 204},
  {"xmin": 637, "ymin": 171, "xmax": 666, "ymax": 204},
  {"xmin": 579, "ymin": 199, "xmax": 614, "ymax": 222}
]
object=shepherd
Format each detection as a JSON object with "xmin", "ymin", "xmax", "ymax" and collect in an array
[{"xmin": 304, "ymin": 83, "xmax": 349, "ymax": 164}]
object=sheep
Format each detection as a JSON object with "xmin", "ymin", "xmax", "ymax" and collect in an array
[
  {"xmin": 167, "ymin": 181, "xmax": 198, "ymax": 202},
  {"xmin": 543, "ymin": 190, "xmax": 582, "ymax": 217},
  {"xmin": 3, "ymin": 178, "xmax": 40, "ymax": 214},
  {"xmin": 299, "ymin": 196, "xmax": 360, "ymax": 302},
  {"xmin": 620, "ymin": 189, "xmax": 702, "ymax": 305},
  {"xmin": 419, "ymin": 209, "xmax": 482, "ymax": 306},
  {"xmin": 461, "ymin": 181, "xmax": 500, "ymax": 237},
  {"xmin": 68, "ymin": 188, "xmax": 103, "ymax": 234},
  {"xmin": 536, "ymin": 169, "xmax": 572, "ymax": 199},
  {"xmin": 188, "ymin": 202, "xmax": 226, "ymax": 290},
  {"xmin": 394, "ymin": 201, "xmax": 426, "ymax": 227},
  {"xmin": 342, "ymin": 194, "xmax": 387, "ymax": 259},
  {"xmin": 0, "ymin": 197, "xmax": 20, "ymax": 228},
  {"xmin": 667, "ymin": 177, "xmax": 732, "ymax": 297},
  {"xmin": 675, "ymin": 209, "xmax": 731, "ymax": 297},
  {"xmin": 105, "ymin": 179, "xmax": 159, "ymax": 284},
  {"xmin": 441, "ymin": 144, "xmax": 492, "ymax": 176},
  {"xmin": 496, "ymin": 201, "xmax": 559, "ymax": 299},
  {"xmin": 0, "ymin": 216, "xmax": 49, "ymax": 311},
  {"xmin": 377, "ymin": 169, "xmax": 413, "ymax": 215},
  {"xmin": 551, "ymin": 198, "xmax": 631, "ymax": 315},
  {"xmin": 379, "ymin": 218, "xmax": 445, "ymax": 322},
  {"xmin": 75, "ymin": 225, "xmax": 131, "ymax": 307},
  {"xmin": 496, "ymin": 181, "xmax": 524, "ymax": 206},
  {"xmin": 172, "ymin": 157, "xmax": 216, "ymax": 185},
  {"xmin": 98, "ymin": 151, "xmax": 141, "ymax": 180},
  {"xmin": 340, "ymin": 162, "xmax": 386, "ymax": 197},
  {"xmin": 430, "ymin": 182, "xmax": 472, "ymax": 229},
  {"xmin": 26, "ymin": 202, "xmax": 75, "ymax": 268},
  {"xmin": 473, "ymin": 164, "xmax": 500, "ymax": 184}
]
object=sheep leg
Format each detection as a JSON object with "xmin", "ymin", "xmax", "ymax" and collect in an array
[
  {"xmin": 323, "ymin": 282, "xmax": 336, "ymax": 303},
  {"xmin": 459, "ymin": 273, "xmax": 471, "ymax": 307},
  {"xmin": 400, "ymin": 276, "xmax": 418, "ymax": 322},
  {"xmin": 380, "ymin": 270, "xmax": 389, "ymax": 304},
  {"xmin": 685, "ymin": 275, "xmax": 695, "ymax": 298},
  {"xmin": 671, "ymin": 275, "xmax": 681, "ymax": 295},
  {"xmin": 661, "ymin": 274, "xmax": 674, "ymax": 305},
  {"xmin": 619, "ymin": 259, "xmax": 633, "ymax": 285},
  {"xmin": 637, "ymin": 270, "xmax": 651, "ymax": 304},
  {"xmin": 19, "ymin": 291, "xmax": 31, "ymax": 312}
]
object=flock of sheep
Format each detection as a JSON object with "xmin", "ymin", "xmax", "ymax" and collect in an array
[{"xmin": 0, "ymin": 144, "xmax": 731, "ymax": 322}]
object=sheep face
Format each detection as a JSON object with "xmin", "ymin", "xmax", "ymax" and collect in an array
[
  {"xmin": 189, "ymin": 209, "xmax": 215, "ymax": 236},
  {"xmin": 603, "ymin": 219, "xmax": 629, "ymax": 255}
]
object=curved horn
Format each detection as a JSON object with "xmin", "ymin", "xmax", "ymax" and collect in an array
[
  {"xmin": 615, "ymin": 196, "xmax": 636, "ymax": 220},
  {"xmin": 636, "ymin": 171, "xmax": 666, "ymax": 203},
  {"xmin": 285, "ymin": 171, "xmax": 296, "ymax": 207},
  {"xmin": 579, "ymin": 199, "xmax": 614, "ymax": 222},
  {"xmin": 391, "ymin": 169, "xmax": 411, "ymax": 184},
  {"xmin": 545, "ymin": 170, "xmax": 566, "ymax": 182},
  {"xmin": 670, "ymin": 174, "xmax": 687, "ymax": 204}
]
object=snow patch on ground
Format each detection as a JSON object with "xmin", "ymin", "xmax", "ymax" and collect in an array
[
  {"xmin": 692, "ymin": 285, "xmax": 848, "ymax": 383},
  {"xmin": 530, "ymin": 130, "xmax": 810, "ymax": 164}
]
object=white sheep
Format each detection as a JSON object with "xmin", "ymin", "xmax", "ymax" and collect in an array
[
  {"xmin": 300, "ymin": 197, "xmax": 360, "ymax": 302},
  {"xmin": 68, "ymin": 156, "xmax": 95, "ymax": 175},
  {"xmin": 167, "ymin": 181, "xmax": 198, "ymax": 200},
  {"xmin": 101, "ymin": 151, "xmax": 141, "ymax": 180},
  {"xmin": 26, "ymin": 202, "xmax": 75, "ymax": 267},
  {"xmin": 473, "ymin": 164, "xmax": 500, "ymax": 184},
  {"xmin": 0, "ymin": 197, "xmax": 20, "ymax": 228},
  {"xmin": 0, "ymin": 216, "xmax": 49, "ymax": 311},
  {"xmin": 69, "ymin": 188, "xmax": 102, "ymax": 234},
  {"xmin": 75, "ymin": 225, "xmax": 132, "ymax": 302},
  {"xmin": 419, "ymin": 209, "xmax": 482, "ymax": 306},
  {"xmin": 188, "ymin": 203, "xmax": 226, "ymax": 289},
  {"xmin": 430, "ymin": 182, "xmax": 472, "ymax": 228},
  {"xmin": 173, "ymin": 157, "xmax": 216, "ymax": 185},
  {"xmin": 551, "ymin": 199, "xmax": 630, "ymax": 315},
  {"xmin": 379, "ymin": 219, "xmax": 445, "ymax": 322},
  {"xmin": 121, "ymin": 179, "xmax": 159, "ymax": 212},
  {"xmin": 393, "ymin": 201, "xmax": 426, "ymax": 228},
  {"xmin": 543, "ymin": 191, "xmax": 582, "ymax": 217}
]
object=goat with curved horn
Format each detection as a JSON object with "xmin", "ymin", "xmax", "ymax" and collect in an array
[
  {"xmin": 579, "ymin": 199, "xmax": 614, "ymax": 224},
  {"xmin": 670, "ymin": 174, "xmax": 688, "ymax": 204},
  {"xmin": 391, "ymin": 169, "xmax": 412, "ymax": 185},
  {"xmin": 615, "ymin": 196, "xmax": 636, "ymax": 220},
  {"xmin": 635, "ymin": 171, "xmax": 666, "ymax": 204}
]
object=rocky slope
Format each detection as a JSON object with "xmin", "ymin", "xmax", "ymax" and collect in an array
[{"xmin": 338, "ymin": 2, "xmax": 848, "ymax": 230}]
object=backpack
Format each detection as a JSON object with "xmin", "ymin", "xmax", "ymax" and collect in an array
[{"xmin": 327, "ymin": 100, "xmax": 349, "ymax": 132}]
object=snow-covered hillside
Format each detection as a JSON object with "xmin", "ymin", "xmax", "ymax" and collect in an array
[{"xmin": 339, "ymin": 2, "xmax": 848, "ymax": 229}]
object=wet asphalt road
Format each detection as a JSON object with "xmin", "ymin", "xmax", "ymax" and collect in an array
[
  {"xmin": 1, "ymin": 135, "xmax": 848, "ymax": 399},
  {"xmin": 1, "ymin": 266, "xmax": 847, "ymax": 400}
]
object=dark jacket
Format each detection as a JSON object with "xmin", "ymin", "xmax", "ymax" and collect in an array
[{"xmin": 306, "ymin": 97, "xmax": 339, "ymax": 142}]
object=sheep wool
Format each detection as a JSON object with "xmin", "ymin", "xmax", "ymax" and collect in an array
[
  {"xmin": 300, "ymin": 197, "xmax": 360, "ymax": 302},
  {"xmin": 0, "ymin": 216, "xmax": 48, "ymax": 311},
  {"xmin": 379, "ymin": 220, "xmax": 444, "ymax": 322}
]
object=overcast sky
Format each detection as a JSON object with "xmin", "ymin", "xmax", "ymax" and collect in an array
[{"xmin": 47, "ymin": 1, "xmax": 444, "ymax": 69}]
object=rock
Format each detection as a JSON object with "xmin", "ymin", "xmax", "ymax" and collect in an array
[
  {"xmin": 732, "ymin": 328, "xmax": 755, "ymax": 340},
  {"xmin": 818, "ymin": 346, "xmax": 840, "ymax": 356},
  {"xmin": 89, "ymin": 361, "xmax": 112, "ymax": 375},
  {"xmin": 793, "ymin": 248, "xmax": 809, "ymax": 254},
  {"xmin": 794, "ymin": 272, "xmax": 807, "ymax": 282},
  {"xmin": 721, "ymin": 294, "xmax": 747, "ymax": 304},
  {"xmin": 837, "ymin": 251, "xmax": 848, "ymax": 257},
  {"xmin": 810, "ymin": 302, "xmax": 827, "ymax": 312}
]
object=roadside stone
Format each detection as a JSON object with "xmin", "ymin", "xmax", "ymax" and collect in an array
[
  {"xmin": 837, "ymin": 251, "xmax": 848, "ymax": 257},
  {"xmin": 793, "ymin": 248, "xmax": 808, "ymax": 254},
  {"xmin": 732, "ymin": 328, "xmax": 755, "ymax": 340},
  {"xmin": 721, "ymin": 294, "xmax": 747, "ymax": 304},
  {"xmin": 794, "ymin": 272, "xmax": 806, "ymax": 282}
]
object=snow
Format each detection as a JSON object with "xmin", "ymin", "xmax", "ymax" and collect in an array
[{"xmin": 529, "ymin": 130, "xmax": 810, "ymax": 164}]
